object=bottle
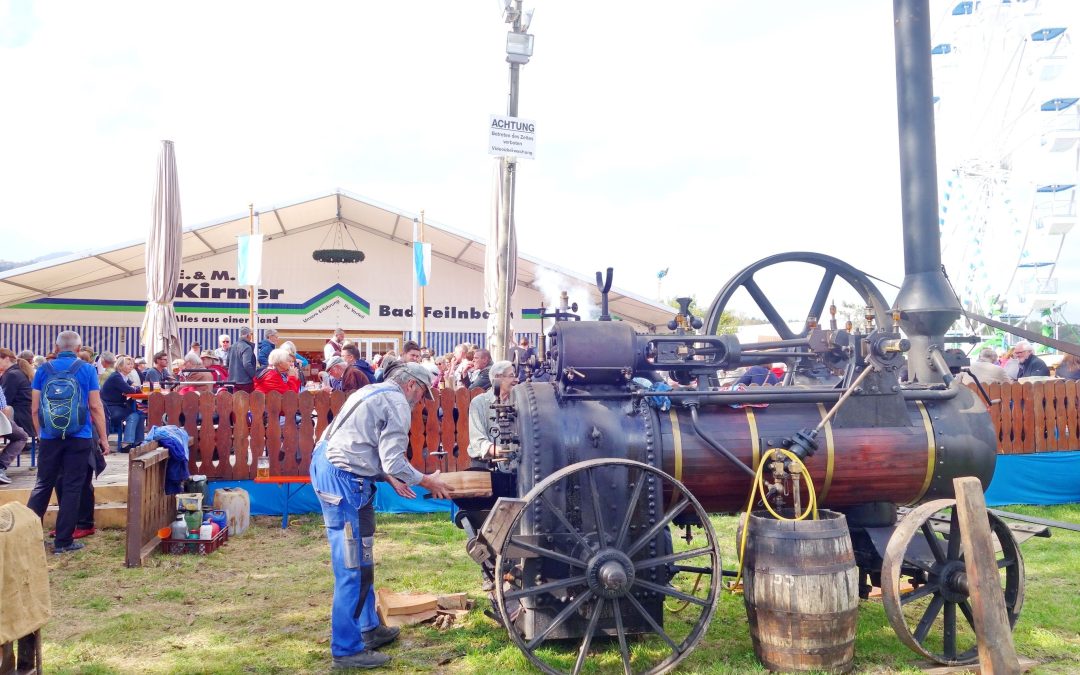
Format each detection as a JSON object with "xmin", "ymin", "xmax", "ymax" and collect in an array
[
  {"xmin": 257, "ymin": 456, "xmax": 270, "ymax": 479},
  {"xmin": 200, "ymin": 523, "xmax": 214, "ymax": 540},
  {"xmin": 171, "ymin": 513, "xmax": 187, "ymax": 540}
]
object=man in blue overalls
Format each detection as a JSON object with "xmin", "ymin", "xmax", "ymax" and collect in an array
[{"xmin": 310, "ymin": 362, "xmax": 453, "ymax": 670}]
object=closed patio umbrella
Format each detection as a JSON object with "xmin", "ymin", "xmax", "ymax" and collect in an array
[{"xmin": 140, "ymin": 140, "xmax": 183, "ymax": 362}]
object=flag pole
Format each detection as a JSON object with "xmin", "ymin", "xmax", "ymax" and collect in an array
[
  {"xmin": 248, "ymin": 204, "xmax": 259, "ymax": 344},
  {"xmin": 419, "ymin": 209, "xmax": 427, "ymax": 349},
  {"xmin": 411, "ymin": 217, "xmax": 418, "ymax": 344}
]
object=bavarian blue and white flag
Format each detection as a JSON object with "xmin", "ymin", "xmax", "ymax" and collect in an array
[
  {"xmin": 237, "ymin": 234, "xmax": 264, "ymax": 286},
  {"xmin": 414, "ymin": 241, "xmax": 432, "ymax": 287}
]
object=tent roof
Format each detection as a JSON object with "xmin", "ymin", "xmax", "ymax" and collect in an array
[{"xmin": 0, "ymin": 190, "xmax": 673, "ymax": 330}]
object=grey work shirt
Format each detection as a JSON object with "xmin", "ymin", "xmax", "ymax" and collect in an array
[
  {"xmin": 323, "ymin": 382, "xmax": 425, "ymax": 486},
  {"xmin": 467, "ymin": 389, "xmax": 498, "ymax": 460}
]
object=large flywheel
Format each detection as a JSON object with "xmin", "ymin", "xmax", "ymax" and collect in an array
[
  {"xmin": 492, "ymin": 459, "xmax": 721, "ymax": 675},
  {"xmin": 705, "ymin": 252, "xmax": 892, "ymax": 338}
]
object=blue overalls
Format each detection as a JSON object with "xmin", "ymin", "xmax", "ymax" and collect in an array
[{"xmin": 310, "ymin": 440, "xmax": 379, "ymax": 658}]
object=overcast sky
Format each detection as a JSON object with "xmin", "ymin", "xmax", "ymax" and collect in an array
[{"xmin": 1, "ymin": 0, "xmax": 1076, "ymax": 326}]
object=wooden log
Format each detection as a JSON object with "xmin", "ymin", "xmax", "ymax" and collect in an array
[
  {"xmin": 437, "ymin": 592, "xmax": 470, "ymax": 610},
  {"xmin": 438, "ymin": 471, "xmax": 493, "ymax": 497},
  {"xmin": 376, "ymin": 588, "xmax": 439, "ymax": 617},
  {"xmin": 952, "ymin": 477, "xmax": 1021, "ymax": 674}
]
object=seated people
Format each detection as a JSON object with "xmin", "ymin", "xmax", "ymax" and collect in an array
[
  {"xmin": 466, "ymin": 360, "xmax": 517, "ymax": 464},
  {"xmin": 254, "ymin": 348, "xmax": 302, "ymax": 395},
  {"xmin": 177, "ymin": 352, "xmax": 214, "ymax": 394},
  {"xmin": 100, "ymin": 356, "xmax": 146, "ymax": 450},
  {"xmin": 735, "ymin": 364, "xmax": 779, "ymax": 387}
]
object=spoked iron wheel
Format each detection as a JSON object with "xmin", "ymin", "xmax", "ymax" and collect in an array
[
  {"xmin": 493, "ymin": 458, "xmax": 721, "ymax": 675},
  {"xmin": 881, "ymin": 499, "xmax": 1025, "ymax": 665},
  {"xmin": 704, "ymin": 252, "xmax": 892, "ymax": 339}
]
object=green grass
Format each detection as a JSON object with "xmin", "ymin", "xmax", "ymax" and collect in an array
[{"xmin": 37, "ymin": 506, "xmax": 1080, "ymax": 674}]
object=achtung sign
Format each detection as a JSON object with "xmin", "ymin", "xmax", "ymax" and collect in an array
[{"xmin": 488, "ymin": 115, "xmax": 536, "ymax": 159}]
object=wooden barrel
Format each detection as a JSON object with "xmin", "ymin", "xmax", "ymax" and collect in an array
[{"xmin": 742, "ymin": 509, "xmax": 858, "ymax": 673}]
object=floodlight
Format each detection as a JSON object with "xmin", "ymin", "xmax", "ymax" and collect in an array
[{"xmin": 506, "ymin": 31, "xmax": 534, "ymax": 64}]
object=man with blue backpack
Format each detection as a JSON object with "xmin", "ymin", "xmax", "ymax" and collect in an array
[{"xmin": 27, "ymin": 330, "xmax": 111, "ymax": 554}]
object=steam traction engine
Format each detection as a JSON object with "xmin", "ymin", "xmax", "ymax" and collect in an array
[{"xmin": 454, "ymin": 1, "xmax": 1028, "ymax": 673}]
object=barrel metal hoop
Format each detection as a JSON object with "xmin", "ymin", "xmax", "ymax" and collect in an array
[
  {"xmin": 667, "ymin": 409, "xmax": 684, "ymax": 509},
  {"xmin": 815, "ymin": 403, "xmax": 836, "ymax": 502},
  {"xmin": 749, "ymin": 561, "xmax": 857, "ymax": 576},
  {"xmin": 746, "ymin": 408, "xmax": 761, "ymax": 470},
  {"xmin": 908, "ymin": 401, "xmax": 936, "ymax": 505}
]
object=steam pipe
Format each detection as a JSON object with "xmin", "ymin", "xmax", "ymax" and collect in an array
[
  {"xmin": 893, "ymin": 0, "xmax": 941, "ymax": 277},
  {"xmin": 688, "ymin": 405, "xmax": 757, "ymax": 478}
]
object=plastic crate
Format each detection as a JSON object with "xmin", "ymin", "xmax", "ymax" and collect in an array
[
  {"xmin": 159, "ymin": 525, "xmax": 229, "ymax": 556},
  {"xmin": 176, "ymin": 493, "xmax": 204, "ymax": 512}
]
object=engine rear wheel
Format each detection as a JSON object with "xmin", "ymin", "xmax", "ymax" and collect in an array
[{"xmin": 493, "ymin": 458, "xmax": 721, "ymax": 675}]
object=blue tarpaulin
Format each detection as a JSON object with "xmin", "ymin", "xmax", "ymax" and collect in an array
[
  {"xmin": 985, "ymin": 451, "xmax": 1080, "ymax": 506},
  {"xmin": 206, "ymin": 480, "xmax": 452, "ymax": 517}
]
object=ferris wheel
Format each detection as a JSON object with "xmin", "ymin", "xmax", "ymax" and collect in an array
[{"xmin": 932, "ymin": 0, "xmax": 1080, "ymax": 333}]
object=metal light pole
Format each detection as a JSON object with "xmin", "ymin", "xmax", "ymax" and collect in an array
[{"xmin": 494, "ymin": 1, "xmax": 533, "ymax": 361}]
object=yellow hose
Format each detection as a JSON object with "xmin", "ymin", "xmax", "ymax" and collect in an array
[{"xmin": 731, "ymin": 449, "xmax": 819, "ymax": 593}]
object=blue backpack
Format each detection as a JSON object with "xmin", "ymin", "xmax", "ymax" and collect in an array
[{"xmin": 39, "ymin": 360, "xmax": 88, "ymax": 438}]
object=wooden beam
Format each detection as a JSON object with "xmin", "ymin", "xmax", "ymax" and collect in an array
[{"xmin": 953, "ymin": 477, "xmax": 1022, "ymax": 674}]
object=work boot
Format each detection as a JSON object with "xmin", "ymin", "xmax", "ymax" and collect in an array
[
  {"xmin": 332, "ymin": 649, "xmax": 390, "ymax": 669},
  {"xmin": 53, "ymin": 542, "xmax": 85, "ymax": 555},
  {"xmin": 361, "ymin": 625, "xmax": 400, "ymax": 650}
]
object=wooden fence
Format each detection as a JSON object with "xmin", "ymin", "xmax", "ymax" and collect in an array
[
  {"xmin": 968, "ymin": 380, "xmax": 1080, "ymax": 454},
  {"xmin": 145, "ymin": 388, "xmax": 484, "ymax": 480},
  {"xmin": 125, "ymin": 441, "xmax": 173, "ymax": 567}
]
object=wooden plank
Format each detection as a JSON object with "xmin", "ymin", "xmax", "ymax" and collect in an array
[
  {"xmin": 439, "ymin": 471, "xmax": 492, "ymax": 497},
  {"xmin": 147, "ymin": 392, "xmax": 165, "ymax": 427},
  {"xmin": 215, "ymin": 390, "xmax": 234, "ymax": 480},
  {"xmin": 1058, "ymin": 382, "xmax": 1075, "ymax": 449},
  {"xmin": 424, "ymin": 398, "xmax": 440, "ymax": 473},
  {"xmin": 280, "ymin": 390, "xmax": 300, "ymax": 475},
  {"xmin": 1046, "ymin": 381, "xmax": 1062, "ymax": 452},
  {"xmin": 249, "ymin": 391, "xmax": 266, "ymax": 477},
  {"xmin": 409, "ymin": 404, "xmax": 425, "ymax": 472},
  {"xmin": 233, "ymin": 391, "xmax": 250, "ymax": 479},
  {"xmin": 455, "ymin": 388, "xmax": 471, "ymax": 469},
  {"xmin": 265, "ymin": 391, "xmax": 283, "ymax": 477},
  {"xmin": 1032, "ymin": 382, "xmax": 1046, "ymax": 452},
  {"xmin": 439, "ymin": 389, "xmax": 458, "ymax": 471},
  {"xmin": 181, "ymin": 391, "xmax": 201, "ymax": 457},
  {"xmin": 986, "ymin": 383, "xmax": 1004, "ymax": 453},
  {"xmin": 313, "ymin": 390, "xmax": 331, "ymax": 441},
  {"xmin": 125, "ymin": 443, "xmax": 148, "ymax": 568},
  {"xmin": 952, "ymin": 477, "xmax": 1021, "ymax": 674},
  {"xmin": 298, "ymin": 390, "xmax": 315, "ymax": 476},
  {"xmin": 1021, "ymin": 383, "xmax": 1036, "ymax": 454},
  {"xmin": 1009, "ymin": 383, "xmax": 1025, "ymax": 454},
  {"xmin": 164, "ymin": 391, "xmax": 182, "ymax": 428},
  {"xmin": 199, "ymin": 390, "xmax": 216, "ymax": 476}
]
